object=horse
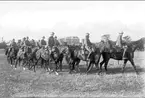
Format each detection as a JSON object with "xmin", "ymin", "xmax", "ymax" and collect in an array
[
  {"xmin": 65, "ymin": 44, "xmax": 99, "ymax": 74},
  {"xmin": 96, "ymin": 38, "xmax": 145, "ymax": 75},
  {"xmin": 31, "ymin": 47, "xmax": 50, "ymax": 72},
  {"xmin": 15, "ymin": 46, "xmax": 39, "ymax": 71},
  {"xmin": 50, "ymin": 46, "xmax": 67, "ymax": 75},
  {"xmin": 6, "ymin": 46, "xmax": 19, "ymax": 66},
  {"xmin": 14, "ymin": 47, "xmax": 26, "ymax": 70}
]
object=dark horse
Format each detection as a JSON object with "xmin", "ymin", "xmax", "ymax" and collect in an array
[
  {"xmin": 6, "ymin": 46, "xmax": 19, "ymax": 66},
  {"xmin": 96, "ymin": 38, "xmax": 145, "ymax": 74},
  {"xmin": 65, "ymin": 44, "xmax": 99, "ymax": 74},
  {"xmin": 50, "ymin": 46, "xmax": 67, "ymax": 75}
]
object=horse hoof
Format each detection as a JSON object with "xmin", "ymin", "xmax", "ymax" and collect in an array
[
  {"xmin": 14, "ymin": 68, "xmax": 16, "ymax": 70},
  {"xmin": 11, "ymin": 65, "xmax": 12, "ymax": 67}
]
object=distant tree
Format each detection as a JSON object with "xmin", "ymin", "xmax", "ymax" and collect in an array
[{"xmin": 0, "ymin": 41, "xmax": 7, "ymax": 49}]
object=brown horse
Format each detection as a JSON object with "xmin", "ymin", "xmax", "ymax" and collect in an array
[{"xmin": 95, "ymin": 38, "xmax": 145, "ymax": 75}]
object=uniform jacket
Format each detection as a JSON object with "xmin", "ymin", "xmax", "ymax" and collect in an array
[
  {"xmin": 10, "ymin": 41, "xmax": 17, "ymax": 47},
  {"xmin": 116, "ymin": 35, "xmax": 123, "ymax": 48},
  {"xmin": 84, "ymin": 36, "xmax": 92, "ymax": 52},
  {"xmin": 54, "ymin": 39, "xmax": 60, "ymax": 46},
  {"xmin": 48, "ymin": 36, "xmax": 55, "ymax": 47},
  {"xmin": 25, "ymin": 40, "xmax": 31, "ymax": 46},
  {"xmin": 40, "ymin": 39, "xmax": 46, "ymax": 46}
]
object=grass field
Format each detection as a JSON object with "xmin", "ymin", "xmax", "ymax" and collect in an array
[{"xmin": 0, "ymin": 49, "xmax": 145, "ymax": 97}]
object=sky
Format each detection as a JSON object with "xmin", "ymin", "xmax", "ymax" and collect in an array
[{"xmin": 0, "ymin": 1, "xmax": 145, "ymax": 42}]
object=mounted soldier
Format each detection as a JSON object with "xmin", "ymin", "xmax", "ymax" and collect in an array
[
  {"xmin": 17, "ymin": 39, "xmax": 21, "ymax": 48},
  {"xmin": 20, "ymin": 37, "xmax": 26, "ymax": 49},
  {"xmin": 10, "ymin": 39, "xmax": 17, "ymax": 50},
  {"xmin": 48, "ymin": 32, "xmax": 55, "ymax": 51},
  {"xmin": 7, "ymin": 38, "xmax": 18, "ymax": 58},
  {"xmin": 84, "ymin": 33, "xmax": 93, "ymax": 60},
  {"xmin": 21, "ymin": 36, "xmax": 31, "ymax": 54},
  {"xmin": 100, "ymin": 34, "xmax": 113, "ymax": 53},
  {"xmin": 115, "ymin": 32, "xmax": 127, "ymax": 59},
  {"xmin": 25, "ymin": 37, "xmax": 31, "ymax": 47},
  {"xmin": 54, "ymin": 36, "xmax": 60, "ymax": 46},
  {"xmin": 31, "ymin": 39, "xmax": 36, "ymax": 48},
  {"xmin": 40, "ymin": 36, "xmax": 47, "ymax": 49}
]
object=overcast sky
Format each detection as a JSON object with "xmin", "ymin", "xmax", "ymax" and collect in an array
[{"xmin": 0, "ymin": 1, "xmax": 145, "ymax": 42}]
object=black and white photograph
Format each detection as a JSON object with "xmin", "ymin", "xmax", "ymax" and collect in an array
[{"xmin": 0, "ymin": 1, "xmax": 145, "ymax": 98}]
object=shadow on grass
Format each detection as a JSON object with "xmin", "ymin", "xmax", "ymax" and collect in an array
[{"xmin": 53, "ymin": 64, "xmax": 145, "ymax": 75}]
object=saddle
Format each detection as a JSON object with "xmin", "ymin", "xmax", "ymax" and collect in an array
[
  {"xmin": 36, "ymin": 48, "xmax": 49, "ymax": 60},
  {"xmin": 17, "ymin": 49, "xmax": 25, "ymax": 59},
  {"xmin": 110, "ymin": 45, "xmax": 123, "ymax": 53}
]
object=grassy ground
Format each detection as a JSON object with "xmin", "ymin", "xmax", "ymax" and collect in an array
[{"xmin": 0, "ymin": 49, "xmax": 145, "ymax": 97}]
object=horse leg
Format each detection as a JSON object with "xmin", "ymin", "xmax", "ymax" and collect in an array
[
  {"xmin": 69, "ymin": 63, "xmax": 72, "ymax": 74},
  {"xmin": 86, "ymin": 61, "xmax": 93, "ymax": 74},
  {"xmin": 72, "ymin": 61, "xmax": 77, "ymax": 73},
  {"xmin": 75, "ymin": 59, "xmax": 81, "ymax": 72},
  {"xmin": 59, "ymin": 61, "xmax": 62, "ymax": 72},
  {"xmin": 98, "ymin": 60, "xmax": 105, "ymax": 74},
  {"xmin": 9, "ymin": 57, "xmax": 12, "ymax": 66},
  {"xmin": 86, "ymin": 61, "xmax": 88, "ymax": 67},
  {"xmin": 104, "ymin": 59, "xmax": 109, "ymax": 73},
  {"xmin": 55, "ymin": 61, "xmax": 58, "ymax": 72},
  {"xmin": 52, "ymin": 60, "xmax": 59, "ymax": 75},
  {"xmin": 94, "ymin": 54, "xmax": 101, "ymax": 70},
  {"xmin": 33, "ymin": 59, "xmax": 37, "ymax": 72},
  {"xmin": 15, "ymin": 58, "xmax": 19, "ymax": 70},
  {"xmin": 129, "ymin": 58, "xmax": 139, "ymax": 74},
  {"xmin": 122, "ymin": 59, "xmax": 128, "ymax": 73}
]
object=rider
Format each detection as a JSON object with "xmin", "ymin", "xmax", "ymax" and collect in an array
[
  {"xmin": 40, "ymin": 36, "xmax": 47, "ymax": 49},
  {"xmin": 17, "ymin": 39, "xmax": 21, "ymax": 48},
  {"xmin": 9, "ymin": 38, "xmax": 17, "ymax": 54},
  {"xmin": 31, "ymin": 39, "xmax": 36, "ymax": 48},
  {"xmin": 116, "ymin": 31, "xmax": 127, "ymax": 59},
  {"xmin": 10, "ymin": 39, "xmax": 17, "ymax": 48},
  {"xmin": 48, "ymin": 32, "xmax": 55, "ymax": 50},
  {"xmin": 84, "ymin": 33, "xmax": 93, "ymax": 60},
  {"xmin": 25, "ymin": 36, "xmax": 31, "ymax": 47},
  {"xmin": 23, "ymin": 36, "xmax": 31, "ymax": 53},
  {"xmin": 54, "ymin": 36, "xmax": 60, "ymax": 46}
]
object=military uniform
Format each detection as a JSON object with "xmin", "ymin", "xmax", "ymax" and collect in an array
[
  {"xmin": 54, "ymin": 37, "xmax": 60, "ymax": 46},
  {"xmin": 10, "ymin": 41, "xmax": 17, "ymax": 49},
  {"xmin": 40, "ymin": 39, "xmax": 47, "ymax": 49},
  {"xmin": 116, "ymin": 32, "xmax": 127, "ymax": 59},
  {"xmin": 84, "ymin": 34, "xmax": 92, "ymax": 53},
  {"xmin": 25, "ymin": 39, "xmax": 31, "ymax": 47},
  {"xmin": 31, "ymin": 40, "xmax": 36, "ymax": 47},
  {"xmin": 84, "ymin": 33, "xmax": 92, "ymax": 60},
  {"xmin": 48, "ymin": 36, "xmax": 55, "ymax": 49},
  {"xmin": 116, "ymin": 32, "xmax": 123, "ymax": 48},
  {"xmin": 8, "ymin": 40, "xmax": 17, "ymax": 55}
]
